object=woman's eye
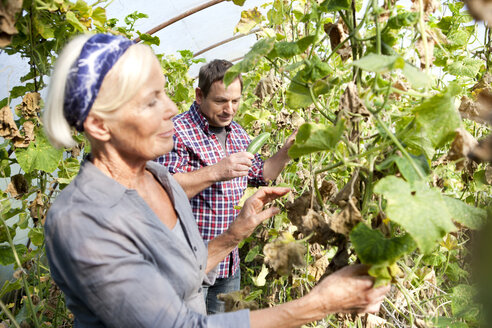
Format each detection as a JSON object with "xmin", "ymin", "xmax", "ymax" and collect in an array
[{"xmin": 148, "ymin": 100, "xmax": 157, "ymax": 107}]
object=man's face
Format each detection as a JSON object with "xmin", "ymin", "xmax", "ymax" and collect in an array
[{"xmin": 196, "ymin": 78, "xmax": 242, "ymax": 127}]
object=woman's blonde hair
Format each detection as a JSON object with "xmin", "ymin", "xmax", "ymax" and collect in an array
[{"xmin": 43, "ymin": 34, "xmax": 157, "ymax": 148}]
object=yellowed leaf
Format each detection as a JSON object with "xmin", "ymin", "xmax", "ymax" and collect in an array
[{"xmin": 234, "ymin": 7, "xmax": 264, "ymax": 34}]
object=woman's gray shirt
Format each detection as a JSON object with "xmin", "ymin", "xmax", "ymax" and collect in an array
[{"xmin": 44, "ymin": 160, "xmax": 250, "ymax": 328}]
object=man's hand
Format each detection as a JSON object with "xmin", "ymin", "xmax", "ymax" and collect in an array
[
  {"xmin": 228, "ymin": 187, "xmax": 291, "ymax": 242},
  {"xmin": 263, "ymin": 130, "xmax": 297, "ymax": 182},
  {"xmin": 312, "ymin": 265, "xmax": 390, "ymax": 314},
  {"xmin": 214, "ymin": 152, "xmax": 254, "ymax": 181}
]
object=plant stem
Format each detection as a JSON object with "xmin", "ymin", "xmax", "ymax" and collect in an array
[
  {"xmin": 373, "ymin": 114, "xmax": 425, "ymax": 179},
  {"xmin": 0, "ymin": 215, "xmax": 41, "ymax": 328},
  {"xmin": 0, "ymin": 299, "xmax": 21, "ymax": 328},
  {"xmin": 417, "ymin": 0, "xmax": 430, "ymax": 75}
]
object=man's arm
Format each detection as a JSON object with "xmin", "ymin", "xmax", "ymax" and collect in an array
[
  {"xmin": 173, "ymin": 151, "xmax": 254, "ymax": 199},
  {"xmin": 261, "ymin": 131, "xmax": 296, "ymax": 182}
]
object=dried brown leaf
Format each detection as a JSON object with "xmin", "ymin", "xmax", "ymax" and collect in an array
[
  {"xmin": 328, "ymin": 197, "xmax": 363, "ymax": 236},
  {"xmin": 18, "ymin": 92, "xmax": 41, "ymax": 119},
  {"xmin": 0, "ymin": 105, "xmax": 21, "ymax": 139},
  {"xmin": 338, "ymin": 82, "xmax": 370, "ymax": 122},
  {"xmin": 307, "ymin": 254, "xmax": 329, "ymax": 282},
  {"xmin": 365, "ymin": 313, "xmax": 387, "ymax": 328},
  {"xmin": 411, "ymin": 0, "xmax": 439, "ymax": 19},
  {"xmin": 416, "ymin": 37, "xmax": 435, "ymax": 68},
  {"xmin": 447, "ymin": 128, "xmax": 478, "ymax": 170},
  {"xmin": 332, "ymin": 169, "xmax": 361, "ymax": 206},
  {"xmin": 29, "ymin": 191, "xmax": 44, "ymax": 220},
  {"xmin": 217, "ymin": 286, "xmax": 259, "ymax": 312},
  {"xmin": 319, "ymin": 179, "xmax": 338, "ymax": 203},
  {"xmin": 0, "ymin": 0, "xmax": 23, "ymax": 48},
  {"xmin": 324, "ymin": 21, "xmax": 352, "ymax": 61},
  {"xmin": 458, "ymin": 95, "xmax": 492, "ymax": 125},
  {"xmin": 255, "ymin": 72, "xmax": 280, "ymax": 101},
  {"xmin": 263, "ymin": 236, "xmax": 306, "ymax": 276},
  {"xmin": 6, "ymin": 173, "xmax": 28, "ymax": 197}
]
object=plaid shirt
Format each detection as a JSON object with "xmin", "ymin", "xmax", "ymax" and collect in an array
[{"xmin": 156, "ymin": 102, "xmax": 266, "ymax": 278}]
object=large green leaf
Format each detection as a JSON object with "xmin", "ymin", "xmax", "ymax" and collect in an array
[
  {"xmin": 350, "ymin": 223, "xmax": 416, "ymax": 265},
  {"xmin": 402, "ymin": 63, "xmax": 431, "ymax": 89},
  {"xmin": 413, "ymin": 83, "xmax": 461, "ymax": 148},
  {"xmin": 352, "ymin": 54, "xmax": 404, "ymax": 73},
  {"xmin": 268, "ymin": 35, "xmax": 316, "ymax": 59},
  {"xmin": 224, "ymin": 38, "xmax": 276, "ymax": 86},
  {"xmin": 28, "ymin": 227, "xmax": 44, "ymax": 247},
  {"xmin": 288, "ymin": 119, "xmax": 344, "ymax": 158},
  {"xmin": 387, "ymin": 12, "xmax": 419, "ymax": 29},
  {"xmin": 15, "ymin": 130, "xmax": 64, "ymax": 174},
  {"xmin": 443, "ymin": 196, "xmax": 486, "ymax": 229},
  {"xmin": 0, "ymin": 244, "xmax": 27, "ymax": 266},
  {"xmin": 447, "ymin": 58, "xmax": 483, "ymax": 78},
  {"xmin": 320, "ymin": 0, "xmax": 351, "ymax": 12},
  {"xmin": 285, "ymin": 79, "xmax": 330, "ymax": 109},
  {"xmin": 65, "ymin": 11, "xmax": 88, "ymax": 32},
  {"xmin": 374, "ymin": 176, "xmax": 456, "ymax": 253}
]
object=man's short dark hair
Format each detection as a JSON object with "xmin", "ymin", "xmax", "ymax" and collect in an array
[{"xmin": 198, "ymin": 59, "xmax": 243, "ymax": 98}]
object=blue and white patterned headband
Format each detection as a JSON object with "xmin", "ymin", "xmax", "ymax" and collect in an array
[{"xmin": 63, "ymin": 34, "xmax": 135, "ymax": 132}]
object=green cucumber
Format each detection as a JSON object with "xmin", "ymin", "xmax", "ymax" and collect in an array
[{"xmin": 247, "ymin": 132, "xmax": 271, "ymax": 154}]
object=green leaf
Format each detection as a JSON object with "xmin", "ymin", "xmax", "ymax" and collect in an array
[
  {"xmin": 0, "ymin": 279, "xmax": 22, "ymax": 298},
  {"xmin": 374, "ymin": 176, "xmax": 456, "ymax": 254},
  {"xmin": 245, "ymin": 245, "xmax": 260, "ymax": 262},
  {"xmin": 227, "ymin": 0, "xmax": 246, "ymax": 5},
  {"xmin": 451, "ymin": 284, "xmax": 480, "ymax": 322},
  {"xmin": 65, "ymin": 11, "xmax": 88, "ymax": 32},
  {"xmin": 447, "ymin": 58, "xmax": 483, "ymax": 78},
  {"xmin": 352, "ymin": 54, "xmax": 404, "ymax": 73},
  {"xmin": 15, "ymin": 130, "xmax": 64, "ymax": 174},
  {"xmin": 285, "ymin": 79, "xmax": 330, "ymax": 109},
  {"xmin": 91, "ymin": 7, "xmax": 107, "ymax": 27},
  {"xmin": 0, "ymin": 244, "xmax": 27, "ymax": 266},
  {"xmin": 350, "ymin": 223, "xmax": 416, "ymax": 266},
  {"xmin": 401, "ymin": 63, "xmax": 431, "ymax": 89},
  {"xmin": 33, "ymin": 15, "xmax": 55, "ymax": 39},
  {"xmin": 443, "ymin": 197, "xmax": 486, "ymax": 229},
  {"xmin": 28, "ymin": 227, "xmax": 44, "ymax": 247},
  {"xmin": 268, "ymin": 35, "xmax": 315, "ymax": 59},
  {"xmin": 288, "ymin": 120, "xmax": 344, "ymax": 158},
  {"xmin": 320, "ymin": 0, "xmax": 351, "ymax": 12},
  {"xmin": 224, "ymin": 38, "xmax": 276, "ymax": 86},
  {"xmin": 413, "ymin": 83, "xmax": 461, "ymax": 148},
  {"xmin": 137, "ymin": 32, "xmax": 160, "ymax": 46},
  {"xmin": 394, "ymin": 154, "xmax": 429, "ymax": 183},
  {"xmin": 387, "ymin": 12, "xmax": 419, "ymax": 29}
]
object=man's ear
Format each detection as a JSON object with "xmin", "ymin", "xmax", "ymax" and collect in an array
[
  {"xmin": 83, "ymin": 112, "xmax": 111, "ymax": 142},
  {"xmin": 195, "ymin": 87, "xmax": 204, "ymax": 105}
]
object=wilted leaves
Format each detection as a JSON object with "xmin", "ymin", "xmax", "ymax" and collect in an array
[
  {"xmin": 263, "ymin": 233, "xmax": 307, "ymax": 275},
  {"xmin": 0, "ymin": 0, "xmax": 23, "ymax": 47},
  {"xmin": 0, "ymin": 106, "xmax": 21, "ymax": 139},
  {"xmin": 447, "ymin": 128, "xmax": 478, "ymax": 170},
  {"xmin": 234, "ymin": 7, "xmax": 264, "ymax": 34},
  {"xmin": 324, "ymin": 20, "xmax": 351, "ymax": 61},
  {"xmin": 217, "ymin": 286, "xmax": 259, "ymax": 312}
]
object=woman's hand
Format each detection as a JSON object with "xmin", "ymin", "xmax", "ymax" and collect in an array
[
  {"xmin": 228, "ymin": 187, "xmax": 291, "ymax": 243},
  {"xmin": 311, "ymin": 264, "xmax": 390, "ymax": 314}
]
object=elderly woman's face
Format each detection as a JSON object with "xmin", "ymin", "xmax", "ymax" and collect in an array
[{"xmin": 105, "ymin": 56, "xmax": 178, "ymax": 161}]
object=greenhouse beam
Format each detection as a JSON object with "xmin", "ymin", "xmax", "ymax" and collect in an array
[{"xmin": 193, "ymin": 28, "xmax": 260, "ymax": 57}]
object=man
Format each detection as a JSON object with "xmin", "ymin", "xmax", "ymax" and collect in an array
[{"xmin": 156, "ymin": 59, "xmax": 294, "ymax": 314}]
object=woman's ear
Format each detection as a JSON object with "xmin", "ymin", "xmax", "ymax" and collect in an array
[{"xmin": 83, "ymin": 113, "xmax": 111, "ymax": 142}]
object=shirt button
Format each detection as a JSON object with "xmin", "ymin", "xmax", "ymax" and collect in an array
[
  {"xmin": 199, "ymin": 264, "xmax": 202, "ymax": 270},
  {"xmin": 193, "ymin": 246, "xmax": 198, "ymax": 252},
  {"xmin": 198, "ymin": 287, "xmax": 202, "ymax": 293}
]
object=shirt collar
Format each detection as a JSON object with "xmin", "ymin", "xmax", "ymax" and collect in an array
[
  {"xmin": 74, "ymin": 158, "xmax": 172, "ymax": 207},
  {"xmin": 189, "ymin": 101, "xmax": 232, "ymax": 134}
]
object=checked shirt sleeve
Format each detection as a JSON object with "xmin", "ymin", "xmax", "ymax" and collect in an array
[
  {"xmin": 157, "ymin": 134, "xmax": 193, "ymax": 174},
  {"xmin": 248, "ymin": 153, "xmax": 267, "ymax": 187}
]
